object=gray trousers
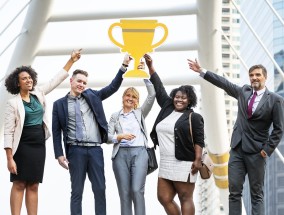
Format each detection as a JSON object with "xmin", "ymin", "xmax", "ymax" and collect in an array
[
  {"xmin": 113, "ymin": 146, "xmax": 148, "ymax": 215},
  {"xmin": 228, "ymin": 144, "xmax": 266, "ymax": 215}
]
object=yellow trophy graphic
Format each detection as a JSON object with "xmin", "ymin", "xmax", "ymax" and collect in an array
[{"xmin": 108, "ymin": 19, "xmax": 168, "ymax": 78}]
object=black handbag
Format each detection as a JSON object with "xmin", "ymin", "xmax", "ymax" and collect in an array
[{"xmin": 147, "ymin": 147, "xmax": 158, "ymax": 175}]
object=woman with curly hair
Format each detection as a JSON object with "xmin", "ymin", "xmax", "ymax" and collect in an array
[
  {"xmin": 4, "ymin": 49, "xmax": 81, "ymax": 215},
  {"xmin": 144, "ymin": 54, "xmax": 205, "ymax": 215}
]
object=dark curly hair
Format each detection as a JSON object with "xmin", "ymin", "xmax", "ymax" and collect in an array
[
  {"xmin": 5, "ymin": 66, "xmax": 38, "ymax": 95},
  {"xmin": 169, "ymin": 85, "xmax": 197, "ymax": 109}
]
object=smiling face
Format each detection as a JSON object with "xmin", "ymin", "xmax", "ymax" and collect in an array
[
  {"xmin": 122, "ymin": 87, "xmax": 139, "ymax": 111},
  {"xmin": 18, "ymin": 71, "xmax": 33, "ymax": 92},
  {"xmin": 249, "ymin": 68, "xmax": 266, "ymax": 91},
  {"xmin": 173, "ymin": 90, "xmax": 190, "ymax": 112},
  {"xmin": 70, "ymin": 73, "xmax": 88, "ymax": 97}
]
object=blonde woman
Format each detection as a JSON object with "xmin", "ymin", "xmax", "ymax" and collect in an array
[{"xmin": 107, "ymin": 77, "xmax": 155, "ymax": 215}]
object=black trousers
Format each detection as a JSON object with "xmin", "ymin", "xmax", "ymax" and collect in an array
[{"xmin": 228, "ymin": 144, "xmax": 266, "ymax": 215}]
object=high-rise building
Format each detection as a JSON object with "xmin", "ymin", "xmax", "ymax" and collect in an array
[
  {"xmin": 240, "ymin": 0, "xmax": 284, "ymax": 214},
  {"xmin": 271, "ymin": 1, "xmax": 284, "ymax": 214},
  {"xmin": 195, "ymin": 1, "xmax": 241, "ymax": 214},
  {"xmin": 194, "ymin": 1, "xmax": 241, "ymax": 214},
  {"xmin": 221, "ymin": 0, "xmax": 241, "ymax": 138}
]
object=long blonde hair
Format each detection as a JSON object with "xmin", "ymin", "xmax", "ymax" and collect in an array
[{"xmin": 122, "ymin": 87, "xmax": 140, "ymax": 109}]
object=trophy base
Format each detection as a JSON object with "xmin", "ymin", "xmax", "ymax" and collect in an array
[{"xmin": 123, "ymin": 69, "xmax": 150, "ymax": 79}]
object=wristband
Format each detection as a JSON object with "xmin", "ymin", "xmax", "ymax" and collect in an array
[{"xmin": 122, "ymin": 63, "xmax": 128, "ymax": 67}]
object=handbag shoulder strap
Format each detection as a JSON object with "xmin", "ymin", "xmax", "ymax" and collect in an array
[{"xmin": 189, "ymin": 112, "xmax": 194, "ymax": 147}]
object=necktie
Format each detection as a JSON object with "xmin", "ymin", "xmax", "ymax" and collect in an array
[
  {"xmin": 75, "ymin": 97, "xmax": 83, "ymax": 141},
  {"xmin": 247, "ymin": 91, "xmax": 257, "ymax": 118}
]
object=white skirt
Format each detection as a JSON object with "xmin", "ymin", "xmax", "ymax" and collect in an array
[
  {"xmin": 156, "ymin": 111, "xmax": 198, "ymax": 183},
  {"xmin": 158, "ymin": 154, "xmax": 197, "ymax": 183}
]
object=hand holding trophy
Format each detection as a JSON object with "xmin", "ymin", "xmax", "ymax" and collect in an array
[{"xmin": 108, "ymin": 19, "xmax": 168, "ymax": 79}]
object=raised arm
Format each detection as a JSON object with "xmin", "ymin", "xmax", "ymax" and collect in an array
[
  {"xmin": 140, "ymin": 79, "xmax": 156, "ymax": 118},
  {"xmin": 187, "ymin": 58, "xmax": 202, "ymax": 73},
  {"xmin": 40, "ymin": 49, "xmax": 82, "ymax": 94},
  {"xmin": 188, "ymin": 58, "xmax": 241, "ymax": 99},
  {"xmin": 144, "ymin": 54, "xmax": 170, "ymax": 108},
  {"xmin": 98, "ymin": 54, "xmax": 132, "ymax": 100},
  {"xmin": 63, "ymin": 48, "xmax": 82, "ymax": 72}
]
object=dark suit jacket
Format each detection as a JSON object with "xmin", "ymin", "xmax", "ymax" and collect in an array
[
  {"xmin": 52, "ymin": 69, "xmax": 124, "ymax": 159},
  {"xmin": 204, "ymin": 71, "xmax": 284, "ymax": 156},
  {"xmin": 150, "ymin": 72, "xmax": 205, "ymax": 161}
]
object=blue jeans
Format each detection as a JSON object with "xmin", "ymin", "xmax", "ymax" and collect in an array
[
  {"xmin": 67, "ymin": 145, "xmax": 106, "ymax": 215},
  {"xmin": 113, "ymin": 147, "xmax": 148, "ymax": 215}
]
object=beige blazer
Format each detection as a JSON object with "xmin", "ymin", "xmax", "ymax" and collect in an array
[{"xmin": 4, "ymin": 69, "xmax": 69, "ymax": 155}]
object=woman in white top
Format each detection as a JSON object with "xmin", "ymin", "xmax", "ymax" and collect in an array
[{"xmin": 144, "ymin": 54, "xmax": 205, "ymax": 215}]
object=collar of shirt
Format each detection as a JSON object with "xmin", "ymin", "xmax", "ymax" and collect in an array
[
  {"xmin": 119, "ymin": 109, "xmax": 134, "ymax": 116},
  {"xmin": 252, "ymin": 87, "xmax": 265, "ymax": 96},
  {"xmin": 67, "ymin": 93, "xmax": 82, "ymax": 100}
]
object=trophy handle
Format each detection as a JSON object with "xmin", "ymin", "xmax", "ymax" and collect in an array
[
  {"xmin": 108, "ymin": 23, "xmax": 125, "ymax": 49},
  {"xmin": 151, "ymin": 23, "xmax": 168, "ymax": 49}
]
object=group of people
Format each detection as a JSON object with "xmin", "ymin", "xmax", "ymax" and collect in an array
[{"xmin": 3, "ymin": 49, "xmax": 284, "ymax": 215}]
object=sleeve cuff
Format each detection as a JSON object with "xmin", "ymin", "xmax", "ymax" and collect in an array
[
  {"xmin": 143, "ymin": 79, "xmax": 153, "ymax": 86},
  {"xmin": 121, "ymin": 65, "xmax": 127, "ymax": 72},
  {"xmin": 200, "ymin": 68, "xmax": 207, "ymax": 78}
]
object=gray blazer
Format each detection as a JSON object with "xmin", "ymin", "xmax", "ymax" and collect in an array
[
  {"xmin": 204, "ymin": 71, "xmax": 284, "ymax": 156},
  {"xmin": 107, "ymin": 81, "xmax": 156, "ymax": 159}
]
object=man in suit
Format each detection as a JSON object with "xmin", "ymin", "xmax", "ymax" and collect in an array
[
  {"xmin": 52, "ymin": 55, "xmax": 131, "ymax": 215},
  {"xmin": 188, "ymin": 59, "xmax": 284, "ymax": 215}
]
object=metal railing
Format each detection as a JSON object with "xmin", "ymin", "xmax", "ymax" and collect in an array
[{"xmin": 0, "ymin": 0, "xmax": 30, "ymax": 83}]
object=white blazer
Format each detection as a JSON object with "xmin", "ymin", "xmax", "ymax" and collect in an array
[{"xmin": 4, "ymin": 69, "xmax": 69, "ymax": 155}]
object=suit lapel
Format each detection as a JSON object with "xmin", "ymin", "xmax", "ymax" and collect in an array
[
  {"xmin": 61, "ymin": 96, "xmax": 68, "ymax": 126},
  {"xmin": 16, "ymin": 94, "xmax": 25, "ymax": 130},
  {"xmin": 253, "ymin": 89, "xmax": 269, "ymax": 116},
  {"xmin": 175, "ymin": 110, "xmax": 190, "ymax": 128},
  {"xmin": 244, "ymin": 89, "xmax": 252, "ymax": 116},
  {"xmin": 30, "ymin": 89, "xmax": 44, "ymax": 106},
  {"xmin": 116, "ymin": 111, "xmax": 123, "ymax": 132}
]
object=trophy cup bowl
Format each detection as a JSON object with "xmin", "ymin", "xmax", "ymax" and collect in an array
[{"xmin": 108, "ymin": 19, "xmax": 168, "ymax": 78}]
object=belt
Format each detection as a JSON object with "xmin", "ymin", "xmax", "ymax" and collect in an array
[{"xmin": 68, "ymin": 142, "xmax": 101, "ymax": 147}]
